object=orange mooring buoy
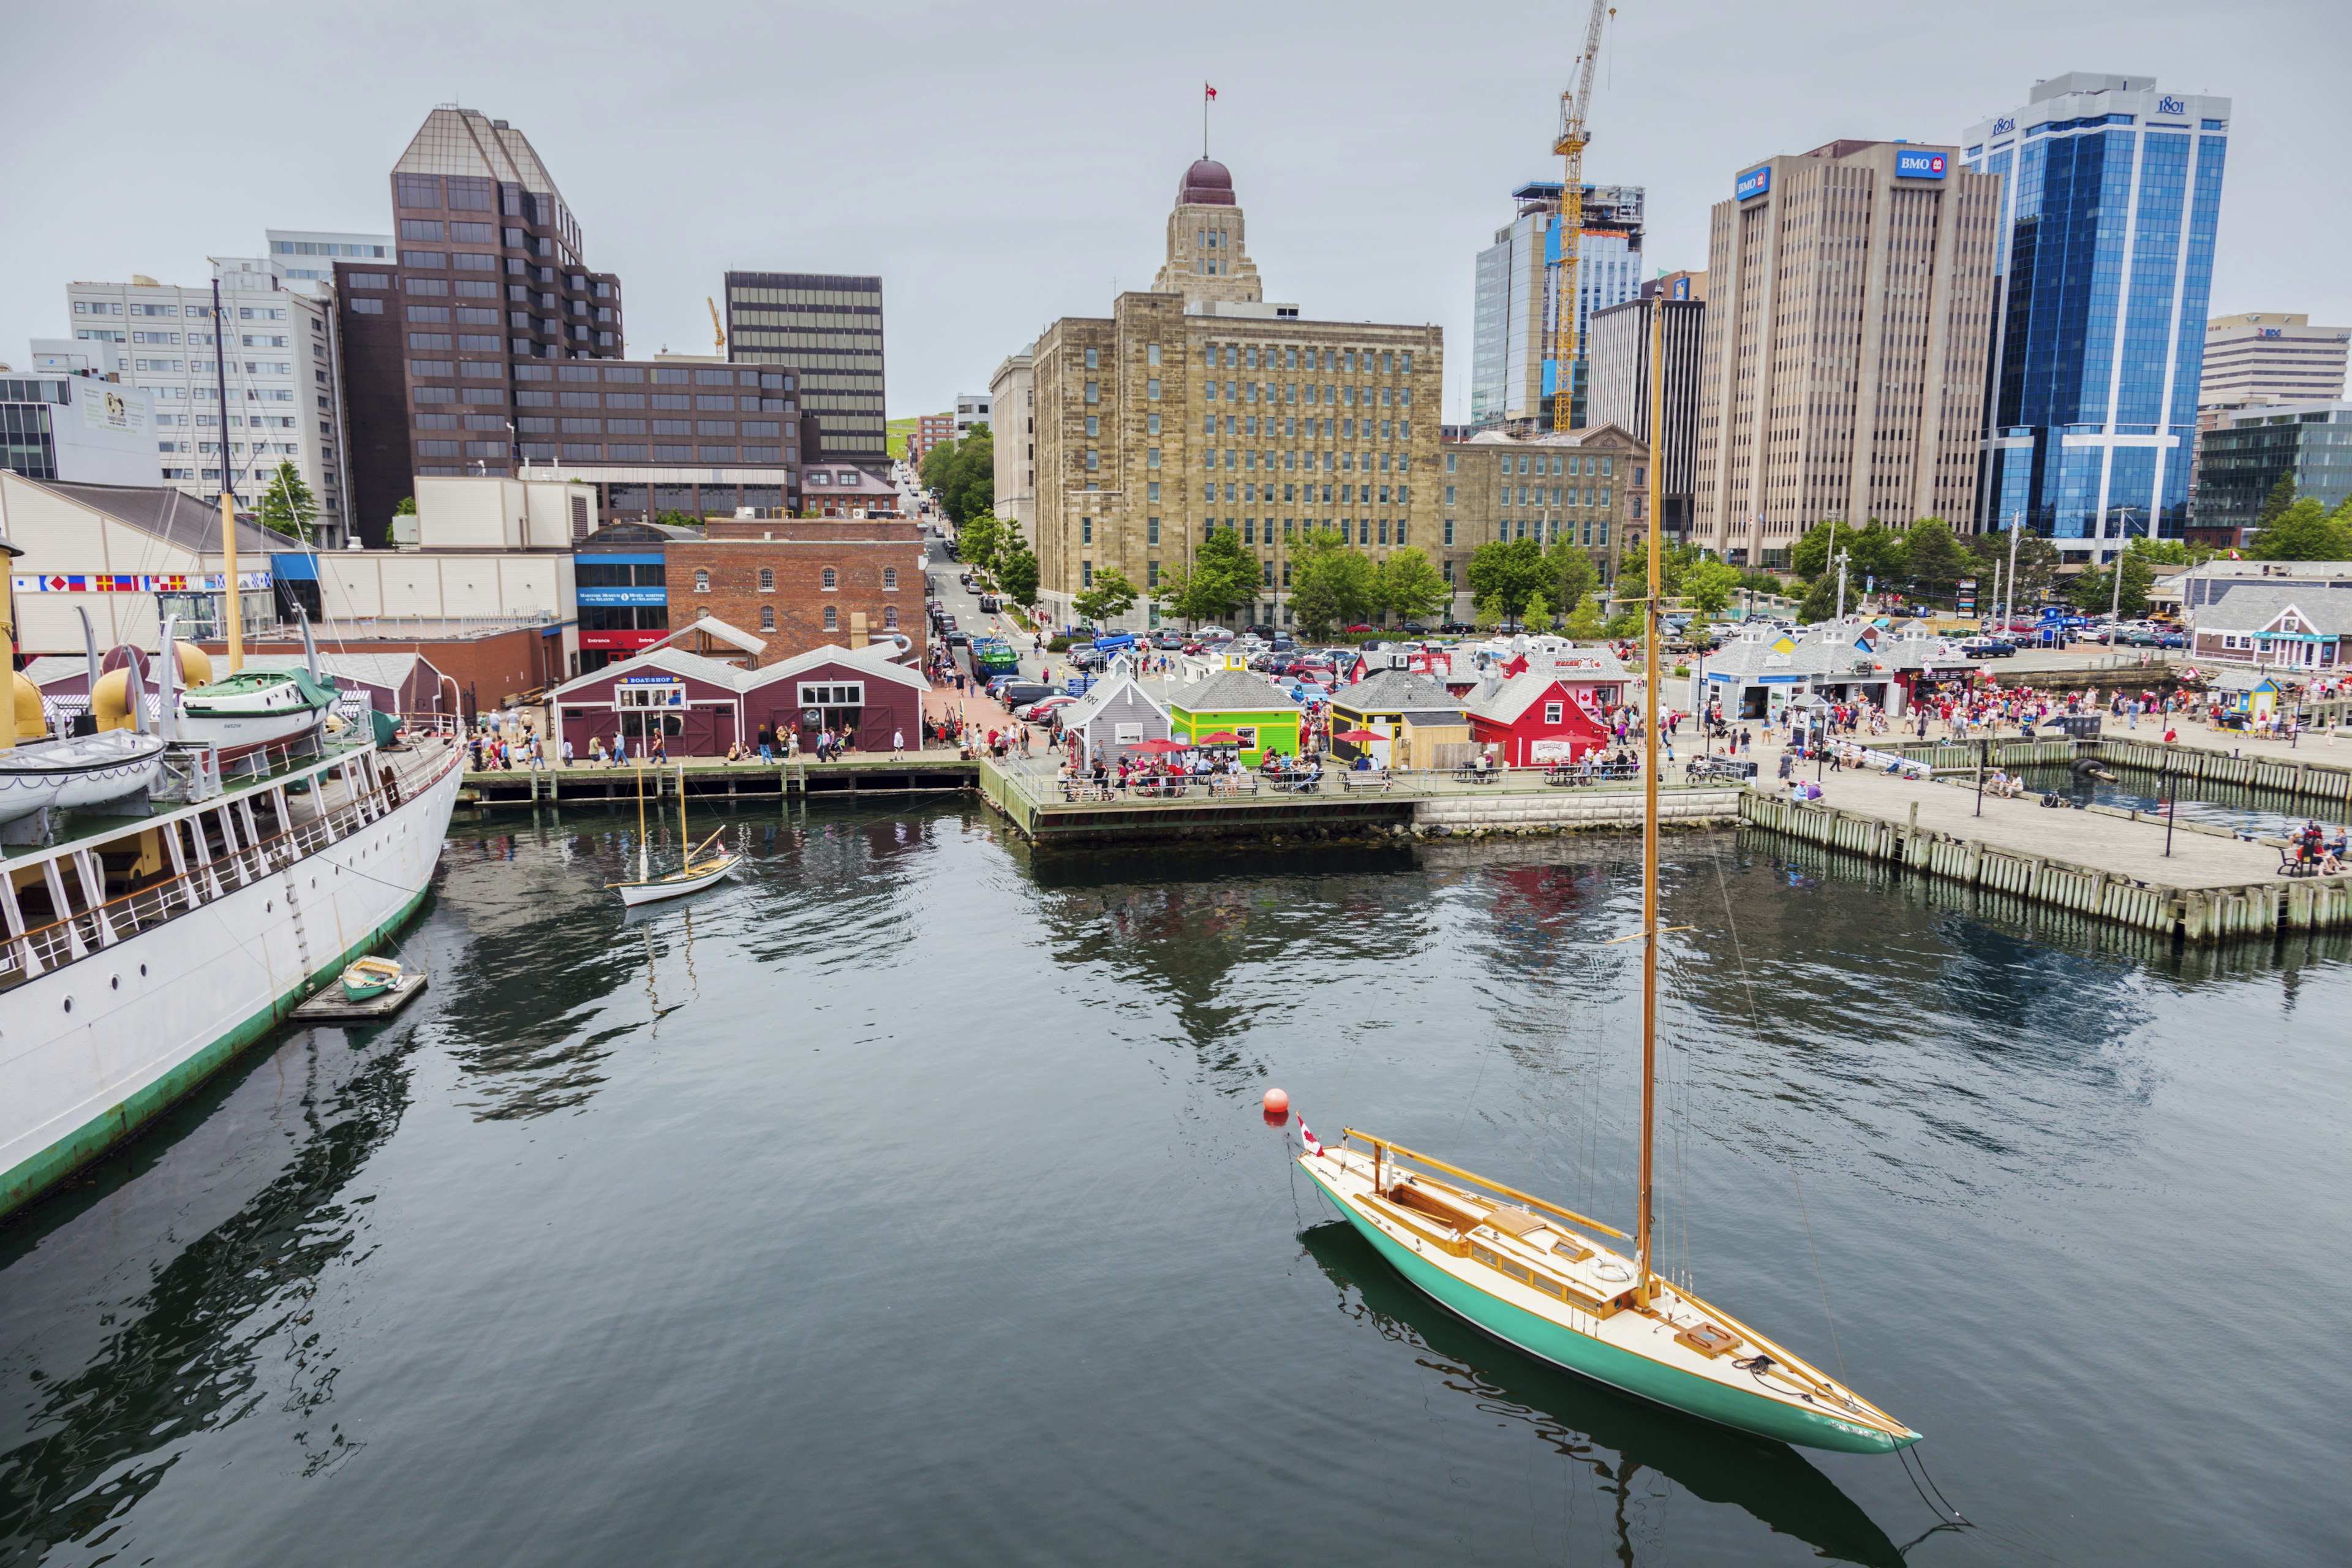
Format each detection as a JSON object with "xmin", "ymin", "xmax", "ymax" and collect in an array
[{"xmin": 1262, "ymin": 1087, "xmax": 1289, "ymax": 1117}]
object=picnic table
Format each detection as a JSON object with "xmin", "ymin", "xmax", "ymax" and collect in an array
[
  {"xmin": 1452, "ymin": 766, "xmax": 1504, "ymax": 784},
  {"xmin": 1340, "ymin": 771, "xmax": 1393, "ymax": 793},
  {"xmin": 1128, "ymin": 775, "xmax": 1191, "ymax": 799},
  {"xmin": 1267, "ymin": 773, "xmax": 1323, "ymax": 794},
  {"xmin": 1208, "ymin": 775, "xmax": 1261, "ymax": 797}
]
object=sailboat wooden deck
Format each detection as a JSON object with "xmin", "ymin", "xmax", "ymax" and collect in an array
[{"xmin": 1295, "ymin": 301, "xmax": 1919, "ymax": 1456}]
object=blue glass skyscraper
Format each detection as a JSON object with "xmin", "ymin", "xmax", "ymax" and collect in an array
[{"xmin": 1962, "ymin": 74, "xmax": 2230, "ymax": 559}]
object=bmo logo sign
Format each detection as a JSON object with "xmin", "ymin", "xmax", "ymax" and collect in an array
[{"xmin": 1895, "ymin": 148, "xmax": 1948, "ymax": 179}]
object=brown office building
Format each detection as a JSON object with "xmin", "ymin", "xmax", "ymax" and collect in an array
[
  {"xmin": 340, "ymin": 108, "xmax": 808, "ymax": 543},
  {"xmin": 725, "ymin": 273, "xmax": 886, "ymax": 464},
  {"xmin": 1693, "ymin": 139, "xmax": 1998, "ymax": 565}
]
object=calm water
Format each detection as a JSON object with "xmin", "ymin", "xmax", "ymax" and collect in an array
[
  {"xmin": 3, "ymin": 804, "xmax": 2348, "ymax": 1566},
  {"xmin": 2011, "ymin": 761, "xmax": 2339, "ymax": 840}
]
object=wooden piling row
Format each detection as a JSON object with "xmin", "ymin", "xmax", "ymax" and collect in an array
[{"xmin": 1736, "ymin": 790, "xmax": 2352, "ymax": 944}]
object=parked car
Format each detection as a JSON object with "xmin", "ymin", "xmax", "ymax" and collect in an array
[
  {"xmin": 1400, "ymin": 622, "xmax": 1430, "ymax": 636},
  {"xmin": 995, "ymin": 681, "xmax": 1054, "ymax": 709},
  {"xmin": 945, "ymin": 631, "xmax": 971, "ymax": 649},
  {"xmin": 1959, "ymin": 638, "xmax": 2016, "ymax": 658},
  {"xmin": 1018, "ymin": 695, "xmax": 1079, "ymax": 722},
  {"xmin": 1152, "ymin": 630, "xmax": 1186, "ymax": 649}
]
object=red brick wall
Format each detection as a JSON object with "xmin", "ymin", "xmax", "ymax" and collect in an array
[
  {"xmin": 668, "ymin": 522, "xmax": 928, "ymax": 668},
  {"xmin": 201, "ymin": 627, "xmax": 553, "ymax": 715}
]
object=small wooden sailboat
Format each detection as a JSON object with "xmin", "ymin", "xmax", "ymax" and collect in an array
[
  {"xmin": 341, "ymin": 956, "xmax": 406, "ymax": 1003},
  {"xmin": 608, "ymin": 755, "xmax": 739, "ymax": 906},
  {"xmin": 1297, "ymin": 304, "xmax": 1918, "ymax": 1456}
]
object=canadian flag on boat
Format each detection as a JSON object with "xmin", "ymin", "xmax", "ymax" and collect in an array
[{"xmin": 1297, "ymin": 1117, "xmax": 1323, "ymax": 1156}]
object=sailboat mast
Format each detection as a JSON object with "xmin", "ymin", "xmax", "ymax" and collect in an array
[
  {"xmin": 677, "ymin": 760, "xmax": 688, "ymax": 864},
  {"xmin": 1635, "ymin": 293, "xmax": 1667, "ymax": 1305},
  {"xmin": 635, "ymin": 753, "xmax": 649, "ymax": 883}
]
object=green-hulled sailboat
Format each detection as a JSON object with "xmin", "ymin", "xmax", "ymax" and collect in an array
[{"xmin": 1295, "ymin": 303, "xmax": 1919, "ymax": 1457}]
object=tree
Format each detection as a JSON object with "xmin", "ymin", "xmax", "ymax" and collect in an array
[
  {"xmin": 921, "ymin": 426, "xmax": 995, "ymax": 526},
  {"xmin": 1465, "ymin": 538, "xmax": 1550, "ymax": 628},
  {"xmin": 1379, "ymin": 547, "xmax": 1451, "ymax": 622},
  {"xmin": 2248, "ymin": 498, "xmax": 2352, "ymax": 561},
  {"xmin": 2068, "ymin": 551, "xmax": 2155, "ymax": 617},
  {"xmin": 1602, "ymin": 608, "xmax": 1643, "ymax": 639},
  {"xmin": 1562, "ymin": 593, "xmax": 1607, "ymax": 639},
  {"xmin": 1681, "ymin": 558, "xmax": 1741, "ymax": 616},
  {"xmin": 1545, "ymin": 543, "xmax": 1597, "ymax": 628},
  {"xmin": 2256, "ymin": 470, "xmax": 2299, "ymax": 529},
  {"xmin": 1845, "ymin": 522, "xmax": 1910, "ymax": 595},
  {"xmin": 1790, "ymin": 518, "xmax": 1855, "ymax": 582},
  {"xmin": 1901, "ymin": 517, "xmax": 1969, "ymax": 604},
  {"xmin": 393, "ymin": 495, "xmax": 417, "ymax": 516},
  {"xmin": 994, "ymin": 543, "xmax": 1039, "ymax": 609},
  {"xmin": 1160, "ymin": 527, "xmax": 1257, "ymax": 625},
  {"xmin": 258, "ymin": 462, "xmax": 317, "ymax": 541},
  {"xmin": 1796, "ymin": 573, "xmax": 1840, "ymax": 625},
  {"xmin": 1071, "ymin": 567, "xmax": 1139, "ymax": 626},
  {"xmin": 654, "ymin": 508, "xmax": 700, "ymax": 530},
  {"xmin": 1288, "ymin": 530, "xmax": 1381, "ymax": 635},
  {"xmin": 957, "ymin": 510, "xmax": 1005, "ymax": 580}
]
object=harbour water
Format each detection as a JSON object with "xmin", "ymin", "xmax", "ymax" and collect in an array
[{"xmin": 2, "ymin": 803, "xmax": 2346, "ymax": 1565}]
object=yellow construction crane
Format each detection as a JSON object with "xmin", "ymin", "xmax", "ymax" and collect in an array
[
  {"xmin": 1550, "ymin": 1, "xmax": 1614, "ymax": 431},
  {"xmin": 707, "ymin": 296, "xmax": 726, "ymax": 354}
]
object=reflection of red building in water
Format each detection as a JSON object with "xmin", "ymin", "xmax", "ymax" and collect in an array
[{"xmin": 1464, "ymin": 671, "xmax": 1613, "ymax": 764}]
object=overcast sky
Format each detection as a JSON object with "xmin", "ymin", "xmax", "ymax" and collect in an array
[{"xmin": 6, "ymin": 0, "xmax": 2345, "ymax": 426}]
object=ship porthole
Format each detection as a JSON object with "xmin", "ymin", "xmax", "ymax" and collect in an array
[
  {"xmin": 62, "ymin": 998, "xmax": 72, "ymax": 1013},
  {"xmin": 140, "ymin": 965, "xmax": 148, "ymax": 977},
  {"xmin": 266, "ymin": 902, "xmax": 274, "ymax": 913},
  {"xmin": 111, "ymin": 976, "xmax": 119, "ymax": 990}
]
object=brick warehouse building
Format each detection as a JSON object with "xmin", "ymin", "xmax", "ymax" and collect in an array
[{"xmin": 665, "ymin": 517, "xmax": 929, "ymax": 667}]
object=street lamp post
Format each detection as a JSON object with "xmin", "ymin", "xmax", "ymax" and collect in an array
[{"xmin": 2162, "ymin": 752, "xmax": 2176, "ymax": 858}]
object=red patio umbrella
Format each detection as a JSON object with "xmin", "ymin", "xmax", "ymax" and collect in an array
[
  {"xmin": 1133, "ymin": 737, "xmax": 1188, "ymax": 754},
  {"xmin": 1196, "ymin": 731, "xmax": 1245, "ymax": 746},
  {"xmin": 1334, "ymin": 728, "xmax": 1386, "ymax": 744}
]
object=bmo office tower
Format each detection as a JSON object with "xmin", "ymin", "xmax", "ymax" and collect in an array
[{"xmin": 1963, "ymin": 74, "xmax": 2230, "ymax": 558}]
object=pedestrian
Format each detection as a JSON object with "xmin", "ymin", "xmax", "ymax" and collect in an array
[
  {"xmin": 561, "ymin": 734, "xmax": 574, "ymax": 767},
  {"xmin": 757, "ymin": 722, "xmax": 774, "ymax": 763},
  {"xmin": 892, "ymin": 726, "xmax": 906, "ymax": 758}
]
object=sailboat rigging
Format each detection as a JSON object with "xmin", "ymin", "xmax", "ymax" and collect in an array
[
  {"xmin": 1292, "ymin": 300, "xmax": 1918, "ymax": 1455},
  {"xmin": 608, "ymin": 755, "xmax": 740, "ymax": 906}
]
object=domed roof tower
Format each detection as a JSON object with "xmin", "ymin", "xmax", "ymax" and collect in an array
[{"xmin": 1155, "ymin": 158, "xmax": 1261, "ymax": 307}]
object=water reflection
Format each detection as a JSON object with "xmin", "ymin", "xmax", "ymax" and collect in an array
[
  {"xmin": 2013, "ymin": 761, "xmax": 2334, "ymax": 840},
  {"xmin": 0, "ymin": 1043, "xmax": 413, "ymax": 1559},
  {"xmin": 1300, "ymin": 1219, "xmax": 1907, "ymax": 1567}
]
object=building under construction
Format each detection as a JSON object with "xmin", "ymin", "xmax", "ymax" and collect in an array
[{"xmin": 1468, "ymin": 181, "xmax": 1643, "ymax": 433}]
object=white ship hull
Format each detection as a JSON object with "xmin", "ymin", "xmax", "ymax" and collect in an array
[{"xmin": 0, "ymin": 741, "xmax": 463, "ymax": 1222}]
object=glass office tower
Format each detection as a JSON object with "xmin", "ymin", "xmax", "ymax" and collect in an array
[{"xmin": 1962, "ymin": 74, "xmax": 2230, "ymax": 557}]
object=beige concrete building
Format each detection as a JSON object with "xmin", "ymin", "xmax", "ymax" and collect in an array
[
  {"xmin": 1027, "ymin": 159, "xmax": 1440, "ymax": 631},
  {"xmin": 2199, "ymin": 313, "xmax": 2350, "ymax": 407},
  {"xmin": 1439, "ymin": 426, "xmax": 1646, "ymax": 618},
  {"xmin": 988, "ymin": 345, "xmax": 1034, "ymax": 546},
  {"xmin": 1694, "ymin": 140, "xmax": 1998, "ymax": 566}
]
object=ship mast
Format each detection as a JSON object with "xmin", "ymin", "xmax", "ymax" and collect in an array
[
  {"xmin": 211, "ymin": 279, "xmax": 243, "ymax": 672},
  {"xmin": 1635, "ymin": 291, "xmax": 1666, "ymax": 1306}
]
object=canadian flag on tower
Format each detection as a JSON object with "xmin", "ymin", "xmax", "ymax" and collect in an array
[{"xmin": 1204, "ymin": 83, "xmax": 1217, "ymax": 100}]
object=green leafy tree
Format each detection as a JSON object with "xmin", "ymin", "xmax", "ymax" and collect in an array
[
  {"xmin": 1655, "ymin": 541, "xmax": 1706, "ymax": 600},
  {"xmin": 1465, "ymin": 538, "xmax": 1550, "ymax": 628},
  {"xmin": 2068, "ymin": 551, "xmax": 2155, "ymax": 617},
  {"xmin": 1288, "ymin": 530, "xmax": 1381, "ymax": 635},
  {"xmin": 995, "ymin": 542, "xmax": 1039, "ymax": 609},
  {"xmin": 921, "ymin": 427, "xmax": 996, "ymax": 527},
  {"xmin": 1845, "ymin": 522, "xmax": 1910, "ymax": 595},
  {"xmin": 2248, "ymin": 498, "xmax": 2352, "ymax": 561},
  {"xmin": 256, "ymin": 461, "xmax": 318, "ymax": 542},
  {"xmin": 1071, "ymin": 567, "xmax": 1139, "ymax": 626},
  {"xmin": 1602, "ymin": 608, "xmax": 1644, "ymax": 639},
  {"xmin": 1545, "ymin": 543, "xmax": 1597, "ymax": 627},
  {"xmin": 1161, "ymin": 527, "xmax": 1257, "ymax": 625},
  {"xmin": 1790, "ymin": 518, "xmax": 1856, "ymax": 582},
  {"xmin": 1901, "ymin": 517, "xmax": 1969, "ymax": 603},
  {"xmin": 957, "ymin": 510, "xmax": 1005, "ymax": 580},
  {"xmin": 2256, "ymin": 470, "xmax": 2299, "ymax": 529},
  {"xmin": 1379, "ymin": 547, "xmax": 1452, "ymax": 622},
  {"xmin": 654, "ymin": 508, "xmax": 701, "ymax": 530},
  {"xmin": 1562, "ymin": 594, "xmax": 1607, "ymax": 639},
  {"xmin": 1681, "ymin": 558, "xmax": 1741, "ymax": 616},
  {"xmin": 393, "ymin": 494, "xmax": 417, "ymax": 516}
]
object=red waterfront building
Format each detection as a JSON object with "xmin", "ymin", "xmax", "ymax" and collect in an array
[
  {"xmin": 1464, "ymin": 671, "xmax": 1613, "ymax": 765},
  {"xmin": 550, "ymin": 639, "xmax": 929, "ymax": 758}
]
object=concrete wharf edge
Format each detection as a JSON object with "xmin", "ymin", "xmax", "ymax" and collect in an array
[
  {"xmin": 1882, "ymin": 735, "xmax": 2352, "ymax": 814},
  {"xmin": 1736, "ymin": 788, "xmax": 2351, "ymax": 943}
]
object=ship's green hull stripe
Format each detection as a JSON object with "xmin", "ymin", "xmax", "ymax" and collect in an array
[
  {"xmin": 0, "ymin": 883, "xmax": 432, "ymax": 1225},
  {"xmin": 1305, "ymin": 1164, "xmax": 1909, "ymax": 1455}
]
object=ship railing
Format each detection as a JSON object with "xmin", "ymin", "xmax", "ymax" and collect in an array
[{"xmin": 0, "ymin": 741, "xmax": 462, "ymax": 990}]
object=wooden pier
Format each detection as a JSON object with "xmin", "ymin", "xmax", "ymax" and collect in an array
[
  {"xmin": 459, "ymin": 755, "xmax": 981, "ymax": 810},
  {"xmin": 1738, "ymin": 771, "xmax": 2351, "ymax": 944},
  {"xmin": 1878, "ymin": 734, "xmax": 2352, "ymax": 815}
]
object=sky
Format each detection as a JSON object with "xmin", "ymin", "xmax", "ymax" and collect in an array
[{"xmin": 5, "ymin": 0, "xmax": 2346, "ymax": 426}]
